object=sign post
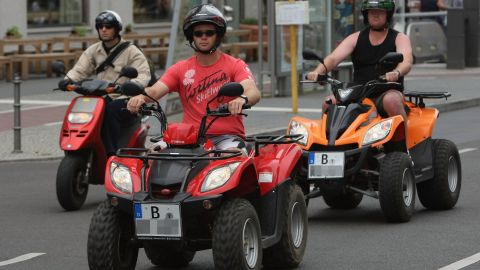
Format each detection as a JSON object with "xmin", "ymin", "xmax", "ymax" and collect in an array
[{"xmin": 275, "ymin": 1, "xmax": 309, "ymax": 113}]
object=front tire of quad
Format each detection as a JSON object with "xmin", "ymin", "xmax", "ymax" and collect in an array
[
  {"xmin": 143, "ymin": 242, "xmax": 195, "ymax": 268},
  {"xmin": 56, "ymin": 153, "xmax": 90, "ymax": 211},
  {"xmin": 417, "ymin": 139, "xmax": 461, "ymax": 210},
  {"xmin": 322, "ymin": 188, "xmax": 363, "ymax": 209},
  {"xmin": 212, "ymin": 199, "xmax": 262, "ymax": 270},
  {"xmin": 379, "ymin": 152, "xmax": 416, "ymax": 222},
  {"xmin": 87, "ymin": 200, "xmax": 138, "ymax": 270},
  {"xmin": 263, "ymin": 184, "xmax": 308, "ymax": 269}
]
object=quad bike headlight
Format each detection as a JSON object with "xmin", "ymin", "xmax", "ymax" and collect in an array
[
  {"xmin": 201, "ymin": 162, "xmax": 241, "ymax": 193},
  {"xmin": 68, "ymin": 112, "xmax": 93, "ymax": 124},
  {"xmin": 110, "ymin": 162, "xmax": 132, "ymax": 194},
  {"xmin": 338, "ymin": 87, "xmax": 354, "ymax": 100},
  {"xmin": 287, "ymin": 120, "xmax": 308, "ymax": 146},
  {"xmin": 363, "ymin": 118, "xmax": 393, "ymax": 145}
]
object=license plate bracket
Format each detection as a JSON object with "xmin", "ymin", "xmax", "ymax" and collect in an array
[
  {"xmin": 134, "ymin": 203, "xmax": 182, "ymax": 238},
  {"xmin": 308, "ymin": 152, "xmax": 345, "ymax": 179}
]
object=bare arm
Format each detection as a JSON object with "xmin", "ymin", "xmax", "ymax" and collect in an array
[
  {"xmin": 437, "ymin": 0, "xmax": 448, "ymax": 10},
  {"xmin": 306, "ymin": 32, "xmax": 359, "ymax": 80},
  {"xmin": 385, "ymin": 33, "xmax": 413, "ymax": 82},
  {"xmin": 229, "ymin": 78, "xmax": 261, "ymax": 115},
  {"xmin": 126, "ymin": 79, "xmax": 170, "ymax": 113}
]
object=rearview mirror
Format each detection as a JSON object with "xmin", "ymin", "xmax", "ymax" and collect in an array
[
  {"xmin": 378, "ymin": 52, "xmax": 403, "ymax": 66},
  {"xmin": 120, "ymin": 66, "xmax": 138, "ymax": 79},
  {"xmin": 302, "ymin": 49, "xmax": 324, "ymax": 63},
  {"xmin": 121, "ymin": 81, "xmax": 144, "ymax": 96},
  {"xmin": 217, "ymin": 82, "xmax": 244, "ymax": 97},
  {"xmin": 52, "ymin": 61, "xmax": 66, "ymax": 75}
]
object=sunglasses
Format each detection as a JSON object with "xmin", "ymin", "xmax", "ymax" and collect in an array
[
  {"xmin": 96, "ymin": 24, "xmax": 113, "ymax": 30},
  {"xmin": 193, "ymin": 30, "xmax": 217, "ymax": 37}
]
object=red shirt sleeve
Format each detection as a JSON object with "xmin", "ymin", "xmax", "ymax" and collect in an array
[
  {"xmin": 159, "ymin": 62, "xmax": 180, "ymax": 93},
  {"xmin": 233, "ymin": 59, "xmax": 255, "ymax": 83}
]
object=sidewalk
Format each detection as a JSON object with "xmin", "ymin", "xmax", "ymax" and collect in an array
[{"xmin": 1, "ymin": 63, "xmax": 479, "ymax": 162}]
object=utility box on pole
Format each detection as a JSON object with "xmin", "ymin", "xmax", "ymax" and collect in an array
[
  {"xmin": 463, "ymin": 0, "xmax": 480, "ymax": 67},
  {"xmin": 446, "ymin": 8, "xmax": 465, "ymax": 69}
]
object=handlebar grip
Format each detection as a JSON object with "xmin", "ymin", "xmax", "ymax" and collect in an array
[{"xmin": 66, "ymin": 85, "xmax": 77, "ymax": 92}]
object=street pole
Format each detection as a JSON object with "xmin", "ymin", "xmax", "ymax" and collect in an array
[
  {"xmin": 289, "ymin": 0, "xmax": 298, "ymax": 113},
  {"xmin": 12, "ymin": 73, "xmax": 22, "ymax": 153}
]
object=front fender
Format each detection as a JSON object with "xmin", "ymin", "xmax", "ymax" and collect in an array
[{"xmin": 254, "ymin": 143, "xmax": 303, "ymax": 195}]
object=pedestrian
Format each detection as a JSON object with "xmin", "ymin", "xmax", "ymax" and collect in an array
[
  {"xmin": 420, "ymin": 0, "xmax": 448, "ymax": 25},
  {"xmin": 59, "ymin": 10, "xmax": 152, "ymax": 156},
  {"xmin": 127, "ymin": 4, "xmax": 261, "ymax": 155}
]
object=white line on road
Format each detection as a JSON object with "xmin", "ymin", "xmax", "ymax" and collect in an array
[
  {"xmin": 44, "ymin": 121, "xmax": 63, "ymax": 127},
  {"xmin": 0, "ymin": 99, "xmax": 70, "ymax": 105},
  {"xmin": 438, "ymin": 252, "xmax": 480, "ymax": 270},
  {"xmin": 459, "ymin": 148, "xmax": 478, "ymax": 154},
  {"xmin": 0, "ymin": 253, "xmax": 45, "ymax": 267}
]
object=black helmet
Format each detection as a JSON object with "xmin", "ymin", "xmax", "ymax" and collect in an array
[
  {"xmin": 95, "ymin": 10, "xmax": 123, "ymax": 32},
  {"xmin": 361, "ymin": 0, "xmax": 396, "ymax": 25},
  {"xmin": 183, "ymin": 4, "xmax": 227, "ymax": 43}
]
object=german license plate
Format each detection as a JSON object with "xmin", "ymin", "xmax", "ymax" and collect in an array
[
  {"xmin": 308, "ymin": 152, "xmax": 345, "ymax": 178},
  {"xmin": 134, "ymin": 203, "xmax": 181, "ymax": 238}
]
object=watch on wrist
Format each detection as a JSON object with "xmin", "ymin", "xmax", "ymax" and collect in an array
[{"xmin": 240, "ymin": 94, "xmax": 249, "ymax": 105}]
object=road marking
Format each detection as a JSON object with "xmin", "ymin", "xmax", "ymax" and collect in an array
[
  {"xmin": 0, "ymin": 253, "xmax": 45, "ymax": 266},
  {"xmin": 44, "ymin": 121, "xmax": 63, "ymax": 127},
  {"xmin": 459, "ymin": 148, "xmax": 478, "ymax": 154},
  {"xmin": 252, "ymin": 106, "xmax": 322, "ymax": 113},
  {"xmin": 0, "ymin": 99, "xmax": 70, "ymax": 105},
  {"xmin": 438, "ymin": 252, "xmax": 480, "ymax": 270}
]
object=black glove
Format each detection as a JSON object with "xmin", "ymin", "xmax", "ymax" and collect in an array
[{"xmin": 58, "ymin": 78, "xmax": 71, "ymax": 91}]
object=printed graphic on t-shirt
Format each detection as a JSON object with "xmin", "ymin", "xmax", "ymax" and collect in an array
[
  {"xmin": 183, "ymin": 69, "xmax": 195, "ymax": 86},
  {"xmin": 184, "ymin": 69, "xmax": 229, "ymax": 104}
]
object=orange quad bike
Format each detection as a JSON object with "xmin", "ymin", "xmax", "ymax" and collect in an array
[{"xmin": 287, "ymin": 50, "xmax": 461, "ymax": 222}]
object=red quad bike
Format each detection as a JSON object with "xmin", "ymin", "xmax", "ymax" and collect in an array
[
  {"xmin": 87, "ymin": 82, "xmax": 308, "ymax": 270},
  {"xmin": 287, "ymin": 50, "xmax": 461, "ymax": 222},
  {"xmin": 52, "ymin": 62, "xmax": 149, "ymax": 211}
]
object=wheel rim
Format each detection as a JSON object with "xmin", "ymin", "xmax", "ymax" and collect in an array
[
  {"xmin": 402, "ymin": 168, "xmax": 414, "ymax": 207},
  {"xmin": 242, "ymin": 218, "xmax": 259, "ymax": 268},
  {"xmin": 73, "ymin": 169, "xmax": 88, "ymax": 196},
  {"xmin": 448, "ymin": 156, "xmax": 458, "ymax": 192},
  {"xmin": 290, "ymin": 202, "xmax": 304, "ymax": 248}
]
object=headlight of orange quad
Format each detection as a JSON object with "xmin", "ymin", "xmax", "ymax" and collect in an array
[
  {"xmin": 287, "ymin": 120, "xmax": 308, "ymax": 146},
  {"xmin": 201, "ymin": 162, "xmax": 241, "ymax": 193},
  {"xmin": 362, "ymin": 119, "xmax": 393, "ymax": 146}
]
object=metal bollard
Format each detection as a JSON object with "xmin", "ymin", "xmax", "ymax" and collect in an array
[{"xmin": 12, "ymin": 73, "xmax": 22, "ymax": 153}]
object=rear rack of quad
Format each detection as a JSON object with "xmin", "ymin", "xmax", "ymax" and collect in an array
[
  {"xmin": 404, "ymin": 91, "xmax": 451, "ymax": 108},
  {"xmin": 116, "ymin": 134, "xmax": 304, "ymax": 160},
  {"xmin": 246, "ymin": 134, "xmax": 304, "ymax": 156}
]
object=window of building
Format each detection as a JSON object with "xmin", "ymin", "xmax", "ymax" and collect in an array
[
  {"xmin": 28, "ymin": 0, "xmax": 85, "ymax": 27},
  {"xmin": 133, "ymin": 0, "xmax": 174, "ymax": 23}
]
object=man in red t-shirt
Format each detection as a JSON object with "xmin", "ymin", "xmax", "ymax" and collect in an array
[{"xmin": 127, "ymin": 4, "xmax": 261, "ymax": 154}]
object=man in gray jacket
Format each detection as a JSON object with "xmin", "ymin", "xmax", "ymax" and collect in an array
[{"xmin": 61, "ymin": 10, "xmax": 151, "ymax": 155}]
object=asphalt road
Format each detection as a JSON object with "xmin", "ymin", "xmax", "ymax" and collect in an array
[{"xmin": 0, "ymin": 106, "xmax": 479, "ymax": 270}]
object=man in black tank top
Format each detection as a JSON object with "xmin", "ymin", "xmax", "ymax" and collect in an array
[{"xmin": 306, "ymin": 0, "xmax": 413, "ymax": 142}]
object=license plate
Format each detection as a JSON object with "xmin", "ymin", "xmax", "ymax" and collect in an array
[
  {"xmin": 308, "ymin": 152, "xmax": 345, "ymax": 178},
  {"xmin": 134, "ymin": 203, "xmax": 182, "ymax": 238}
]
